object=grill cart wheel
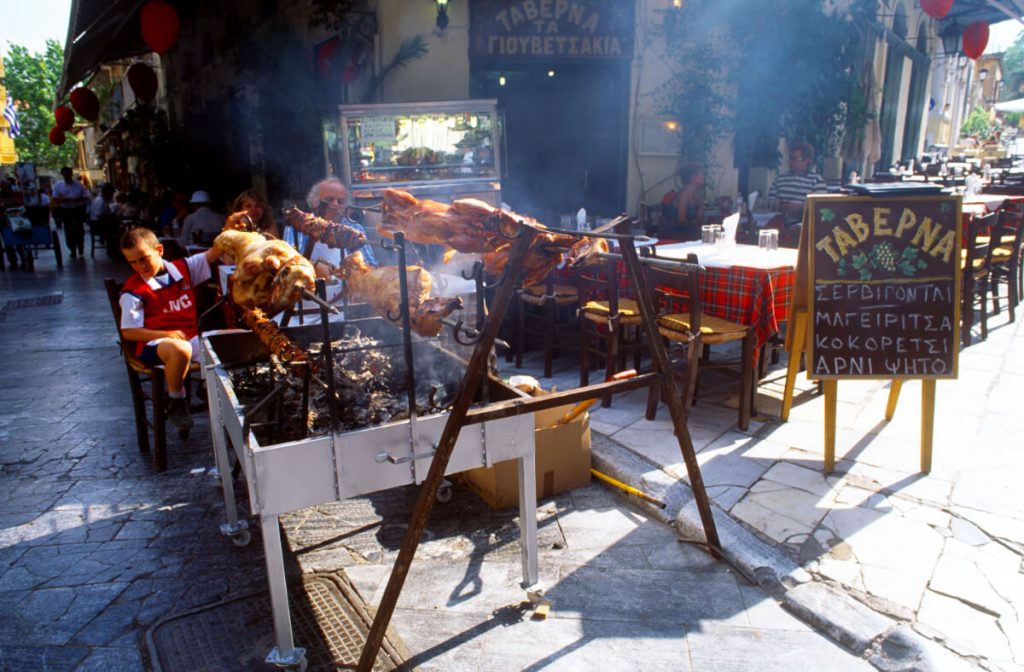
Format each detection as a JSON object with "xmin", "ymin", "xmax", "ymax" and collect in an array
[
  {"xmin": 436, "ymin": 479, "xmax": 453, "ymax": 503},
  {"xmin": 230, "ymin": 528, "xmax": 252, "ymax": 547}
]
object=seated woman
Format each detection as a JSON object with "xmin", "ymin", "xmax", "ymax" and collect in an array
[
  {"xmin": 659, "ymin": 161, "xmax": 705, "ymax": 241},
  {"xmin": 227, "ymin": 189, "xmax": 280, "ymax": 238}
]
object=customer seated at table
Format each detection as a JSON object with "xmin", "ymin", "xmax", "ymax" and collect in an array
[
  {"xmin": 659, "ymin": 161, "xmax": 705, "ymax": 241},
  {"xmin": 768, "ymin": 140, "xmax": 828, "ymax": 224},
  {"xmin": 177, "ymin": 190, "xmax": 224, "ymax": 248},
  {"xmin": 118, "ymin": 227, "xmax": 224, "ymax": 430},
  {"xmin": 226, "ymin": 189, "xmax": 280, "ymax": 238}
]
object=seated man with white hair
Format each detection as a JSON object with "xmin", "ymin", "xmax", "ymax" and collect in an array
[
  {"xmin": 177, "ymin": 190, "xmax": 225, "ymax": 248},
  {"xmin": 304, "ymin": 177, "xmax": 377, "ymax": 277}
]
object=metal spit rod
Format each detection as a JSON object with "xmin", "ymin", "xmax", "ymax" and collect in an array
[{"xmin": 391, "ymin": 232, "xmax": 421, "ymax": 477}]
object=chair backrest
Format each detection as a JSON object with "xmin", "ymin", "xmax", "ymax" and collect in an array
[
  {"xmin": 646, "ymin": 254, "xmax": 703, "ymax": 334},
  {"xmin": 965, "ymin": 212, "xmax": 996, "ymax": 277},
  {"xmin": 573, "ymin": 255, "xmax": 623, "ymax": 312},
  {"xmin": 104, "ymin": 277, "xmax": 147, "ymax": 370}
]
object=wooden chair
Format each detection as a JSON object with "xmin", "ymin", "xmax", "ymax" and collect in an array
[
  {"xmin": 990, "ymin": 205, "xmax": 1024, "ymax": 323},
  {"xmin": 512, "ymin": 276, "xmax": 579, "ymax": 378},
  {"xmin": 961, "ymin": 213, "xmax": 995, "ymax": 346},
  {"xmin": 643, "ymin": 255, "xmax": 755, "ymax": 430},
  {"xmin": 576, "ymin": 256, "xmax": 646, "ymax": 407},
  {"xmin": 104, "ymin": 277, "xmax": 199, "ymax": 471}
]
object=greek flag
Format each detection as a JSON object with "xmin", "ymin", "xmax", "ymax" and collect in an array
[{"xmin": 4, "ymin": 95, "xmax": 20, "ymax": 139}]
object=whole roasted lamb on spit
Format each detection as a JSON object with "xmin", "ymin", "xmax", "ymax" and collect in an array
[
  {"xmin": 213, "ymin": 230, "xmax": 317, "ymax": 315},
  {"xmin": 337, "ymin": 250, "xmax": 464, "ymax": 337},
  {"xmin": 379, "ymin": 188, "xmax": 608, "ymax": 286}
]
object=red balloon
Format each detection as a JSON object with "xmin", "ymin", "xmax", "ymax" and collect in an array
[
  {"xmin": 919, "ymin": 0, "xmax": 953, "ymax": 19},
  {"xmin": 127, "ymin": 62, "xmax": 158, "ymax": 103},
  {"xmin": 140, "ymin": 1, "xmax": 180, "ymax": 54},
  {"xmin": 54, "ymin": 105, "xmax": 74, "ymax": 131},
  {"xmin": 69, "ymin": 87, "xmax": 99, "ymax": 121},
  {"xmin": 49, "ymin": 127, "xmax": 66, "ymax": 146},
  {"xmin": 963, "ymin": 20, "xmax": 990, "ymax": 60}
]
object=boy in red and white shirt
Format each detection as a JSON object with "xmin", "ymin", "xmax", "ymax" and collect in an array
[{"xmin": 119, "ymin": 228, "xmax": 223, "ymax": 430}]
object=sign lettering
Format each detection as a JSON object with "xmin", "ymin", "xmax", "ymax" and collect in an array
[{"xmin": 808, "ymin": 195, "xmax": 960, "ymax": 380}]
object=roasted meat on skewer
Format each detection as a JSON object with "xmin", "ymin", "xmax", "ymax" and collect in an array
[
  {"xmin": 380, "ymin": 188, "xmax": 608, "ymax": 285},
  {"xmin": 337, "ymin": 251, "xmax": 464, "ymax": 337},
  {"xmin": 213, "ymin": 230, "xmax": 316, "ymax": 315},
  {"xmin": 283, "ymin": 207, "xmax": 367, "ymax": 250},
  {"xmin": 240, "ymin": 308, "xmax": 314, "ymax": 371}
]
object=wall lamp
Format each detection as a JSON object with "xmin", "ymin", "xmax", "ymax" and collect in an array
[{"xmin": 435, "ymin": 0, "xmax": 449, "ymax": 31}]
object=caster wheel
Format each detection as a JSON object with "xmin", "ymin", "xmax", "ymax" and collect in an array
[
  {"xmin": 231, "ymin": 528, "xmax": 252, "ymax": 547},
  {"xmin": 436, "ymin": 485, "xmax": 453, "ymax": 503}
]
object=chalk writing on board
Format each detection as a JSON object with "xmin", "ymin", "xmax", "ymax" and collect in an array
[{"xmin": 809, "ymin": 196, "xmax": 959, "ymax": 380}]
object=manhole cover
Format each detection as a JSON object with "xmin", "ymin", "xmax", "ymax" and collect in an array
[
  {"xmin": 146, "ymin": 571, "xmax": 409, "ymax": 671},
  {"xmin": 3, "ymin": 293, "xmax": 64, "ymax": 310}
]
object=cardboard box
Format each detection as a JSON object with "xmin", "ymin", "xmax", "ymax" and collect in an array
[{"xmin": 460, "ymin": 404, "xmax": 591, "ymax": 509}]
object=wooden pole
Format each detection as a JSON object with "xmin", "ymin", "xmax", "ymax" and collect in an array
[
  {"xmin": 823, "ymin": 380, "xmax": 838, "ymax": 474},
  {"xmin": 618, "ymin": 235, "xmax": 722, "ymax": 555},
  {"xmin": 356, "ymin": 228, "xmax": 538, "ymax": 671},
  {"xmin": 885, "ymin": 380, "xmax": 903, "ymax": 421},
  {"xmin": 921, "ymin": 380, "xmax": 935, "ymax": 473},
  {"xmin": 781, "ymin": 310, "xmax": 808, "ymax": 421}
]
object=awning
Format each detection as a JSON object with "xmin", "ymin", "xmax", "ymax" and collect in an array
[
  {"xmin": 941, "ymin": 0, "xmax": 1021, "ymax": 26},
  {"xmin": 57, "ymin": 0, "xmax": 151, "ymax": 101},
  {"xmin": 994, "ymin": 97, "xmax": 1024, "ymax": 112}
]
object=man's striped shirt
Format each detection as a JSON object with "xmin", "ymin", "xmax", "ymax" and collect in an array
[{"xmin": 767, "ymin": 171, "xmax": 828, "ymax": 204}]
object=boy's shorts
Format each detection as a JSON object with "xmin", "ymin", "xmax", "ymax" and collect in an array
[{"xmin": 139, "ymin": 335, "xmax": 201, "ymax": 367}]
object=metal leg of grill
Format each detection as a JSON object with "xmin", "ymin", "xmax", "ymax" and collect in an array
[
  {"xmin": 262, "ymin": 512, "xmax": 306, "ymax": 669},
  {"xmin": 517, "ymin": 452, "xmax": 539, "ymax": 588}
]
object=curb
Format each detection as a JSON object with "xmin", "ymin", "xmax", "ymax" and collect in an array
[{"xmin": 590, "ymin": 431, "xmax": 963, "ymax": 672}]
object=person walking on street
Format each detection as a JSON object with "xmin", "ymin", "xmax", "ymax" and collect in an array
[{"xmin": 52, "ymin": 166, "xmax": 90, "ymax": 258}]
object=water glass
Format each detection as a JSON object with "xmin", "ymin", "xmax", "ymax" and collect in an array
[
  {"xmin": 714, "ymin": 229, "xmax": 727, "ymax": 251},
  {"xmin": 560, "ymin": 214, "xmax": 574, "ymax": 231},
  {"xmin": 758, "ymin": 229, "xmax": 772, "ymax": 250},
  {"xmin": 767, "ymin": 229, "xmax": 778, "ymax": 250},
  {"xmin": 702, "ymin": 224, "xmax": 720, "ymax": 245}
]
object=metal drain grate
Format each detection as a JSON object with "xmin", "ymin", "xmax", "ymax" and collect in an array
[
  {"xmin": 146, "ymin": 571, "xmax": 408, "ymax": 671},
  {"xmin": 3, "ymin": 293, "xmax": 64, "ymax": 310}
]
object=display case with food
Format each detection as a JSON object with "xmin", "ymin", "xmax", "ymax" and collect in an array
[{"xmin": 329, "ymin": 99, "xmax": 502, "ymax": 209}]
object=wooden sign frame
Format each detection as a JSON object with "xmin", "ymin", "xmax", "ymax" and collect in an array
[{"xmin": 782, "ymin": 193, "xmax": 962, "ymax": 473}]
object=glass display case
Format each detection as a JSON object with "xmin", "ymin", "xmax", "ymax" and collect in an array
[{"xmin": 329, "ymin": 99, "xmax": 502, "ymax": 207}]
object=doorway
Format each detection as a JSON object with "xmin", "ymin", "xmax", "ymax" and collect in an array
[{"xmin": 472, "ymin": 61, "xmax": 630, "ymax": 226}]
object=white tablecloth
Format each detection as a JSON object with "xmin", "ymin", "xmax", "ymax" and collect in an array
[{"xmin": 654, "ymin": 241, "xmax": 798, "ymax": 269}]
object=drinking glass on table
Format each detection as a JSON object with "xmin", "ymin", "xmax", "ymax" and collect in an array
[
  {"xmin": 560, "ymin": 214, "xmax": 575, "ymax": 231},
  {"xmin": 758, "ymin": 229, "xmax": 779, "ymax": 251}
]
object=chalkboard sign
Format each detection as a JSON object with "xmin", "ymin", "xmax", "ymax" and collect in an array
[{"xmin": 808, "ymin": 194, "xmax": 961, "ymax": 380}]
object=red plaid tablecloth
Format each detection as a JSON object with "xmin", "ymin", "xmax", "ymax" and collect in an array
[{"xmin": 560, "ymin": 256, "xmax": 796, "ymax": 357}]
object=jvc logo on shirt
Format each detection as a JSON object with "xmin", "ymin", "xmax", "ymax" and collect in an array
[{"xmin": 165, "ymin": 294, "xmax": 193, "ymax": 313}]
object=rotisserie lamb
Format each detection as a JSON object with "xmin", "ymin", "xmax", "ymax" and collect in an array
[
  {"xmin": 380, "ymin": 188, "xmax": 609, "ymax": 285},
  {"xmin": 283, "ymin": 207, "xmax": 368, "ymax": 250},
  {"xmin": 213, "ymin": 230, "xmax": 317, "ymax": 315},
  {"xmin": 337, "ymin": 250, "xmax": 464, "ymax": 337}
]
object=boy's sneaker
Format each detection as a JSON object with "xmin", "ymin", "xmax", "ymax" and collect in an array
[{"xmin": 167, "ymin": 398, "xmax": 193, "ymax": 431}]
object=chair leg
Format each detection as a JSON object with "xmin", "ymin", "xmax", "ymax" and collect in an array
[
  {"xmin": 1009, "ymin": 266, "xmax": 1018, "ymax": 322},
  {"xmin": 684, "ymin": 338, "xmax": 701, "ymax": 412},
  {"xmin": 543, "ymin": 299, "xmax": 555, "ymax": 379},
  {"xmin": 602, "ymin": 323, "xmax": 620, "ymax": 408},
  {"xmin": 579, "ymin": 316, "xmax": 591, "ymax": 388},
  {"xmin": 980, "ymin": 278, "xmax": 989, "ymax": 341},
  {"xmin": 127, "ymin": 365, "xmax": 150, "ymax": 453},
  {"xmin": 152, "ymin": 367, "xmax": 168, "ymax": 472},
  {"xmin": 506, "ymin": 296, "xmax": 518, "ymax": 363},
  {"xmin": 961, "ymin": 279, "xmax": 973, "ymax": 347},
  {"xmin": 515, "ymin": 298, "xmax": 525, "ymax": 369},
  {"xmin": 738, "ymin": 332, "xmax": 755, "ymax": 431}
]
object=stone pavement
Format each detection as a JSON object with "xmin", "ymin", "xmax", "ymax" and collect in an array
[
  {"xmin": 502, "ymin": 288, "xmax": 1024, "ymax": 670},
  {"xmin": 0, "ymin": 243, "xmax": 1011, "ymax": 671}
]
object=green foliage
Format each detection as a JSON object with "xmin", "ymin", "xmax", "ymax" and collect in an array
[
  {"xmin": 1003, "ymin": 111, "xmax": 1022, "ymax": 128},
  {"xmin": 1003, "ymin": 29, "xmax": 1024, "ymax": 75},
  {"xmin": 2, "ymin": 40, "xmax": 77, "ymax": 170},
  {"xmin": 961, "ymin": 107, "xmax": 992, "ymax": 138},
  {"xmin": 657, "ymin": 1, "xmax": 874, "ymax": 172},
  {"xmin": 363, "ymin": 36, "xmax": 430, "ymax": 103}
]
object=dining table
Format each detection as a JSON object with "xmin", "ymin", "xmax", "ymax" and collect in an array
[{"xmin": 651, "ymin": 241, "xmax": 799, "ymax": 357}]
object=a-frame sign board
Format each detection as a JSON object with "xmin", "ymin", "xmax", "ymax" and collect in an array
[{"xmin": 782, "ymin": 193, "xmax": 962, "ymax": 473}]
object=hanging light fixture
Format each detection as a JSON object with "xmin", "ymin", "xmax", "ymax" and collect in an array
[
  {"xmin": 434, "ymin": 0, "xmax": 450, "ymax": 31},
  {"xmin": 940, "ymin": 22, "xmax": 961, "ymax": 56}
]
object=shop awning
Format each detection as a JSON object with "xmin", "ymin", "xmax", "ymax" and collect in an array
[
  {"xmin": 56, "ymin": 0, "xmax": 151, "ymax": 101},
  {"xmin": 994, "ymin": 97, "xmax": 1024, "ymax": 112}
]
